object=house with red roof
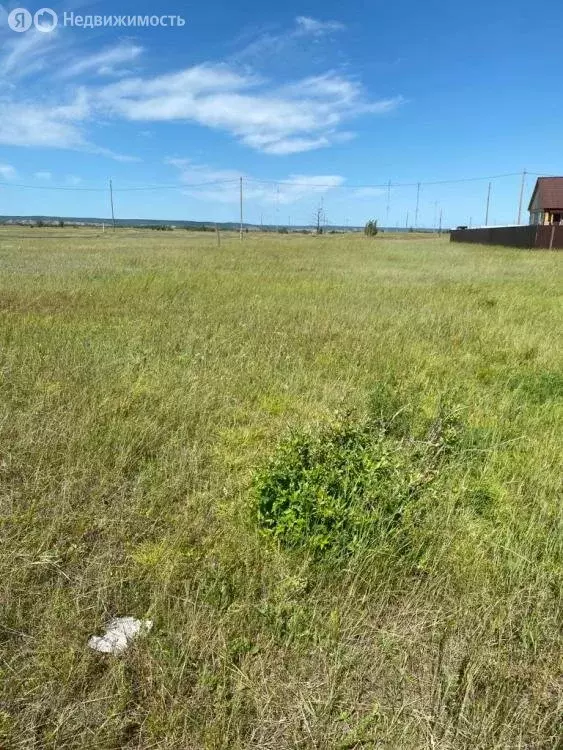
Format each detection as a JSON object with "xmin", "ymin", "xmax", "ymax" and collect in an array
[{"xmin": 528, "ymin": 177, "xmax": 563, "ymax": 226}]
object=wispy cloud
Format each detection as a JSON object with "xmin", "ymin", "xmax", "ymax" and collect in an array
[
  {"xmin": 233, "ymin": 15, "xmax": 346, "ymax": 63},
  {"xmin": 60, "ymin": 43, "xmax": 144, "ymax": 79},
  {"xmin": 165, "ymin": 158, "xmax": 240, "ymax": 202},
  {"xmin": 0, "ymin": 32, "xmax": 139, "ymax": 158},
  {"xmin": 98, "ymin": 66, "xmax": 401, "ymax": 155},
  {"xmin": 0, "ymin": 94, "xmax": 138, "ymax": 161},
  {"xmin": 294, "ymin": 16, "xmax": 346, "ymax": 36},
  {"xmin": 34, "ymin": 171, "xmax": 52, "ymax": 180},
  {"xmin": 166, "ymin": 158, "xmax": 345, "ymax": 204},
  {"xmin": 0, "ymin": 27, "xmax": 60, "ymax": 79},
  {"xmin": 0, "ymin": 23, "xmax": 141, "ymax": 82},
  {"xmin": 0, "ymin": 13, "xmax": 402, "ymax": 160},
  {"xmin": 0, "ymin": 99, "xmax": 86, "ymax": 149},
  {"xmin": 91, "ymin": 145, "xmax": 141, "ymax": 163},
  {"xmin": 0, "ymin": 164, "xmax": 17, "ymax": 180}
]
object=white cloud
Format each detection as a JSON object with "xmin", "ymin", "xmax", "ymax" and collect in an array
[
  {"xmin": 0, "ymin": 34, "xmax": 138, "ymax": 157},
  {"xmin": 294, "ymin": 17, "xmax": 346, "ymax": 36},
  {"xmin": 0, "ymin": 82, "xmax": 136, "ymax": 160},
  {"xmin": 246, "ymin": 135, "xmax": 331, "ymax": 155},
  {"xmin": 34, "ymin": 171, "xmax": 52, "ymax": 180},
  {"xmin": 281, "ymin": 73, "xmax": 360, "ymax": 102},
  {"xmin": 0, "ymin": 100, "xmax": 85, "ymax": 149},
  {"xmin": 90, "ymin": 144, "xmax": 141, "ymax": 163},
  {"xmin": 0, "ymin": 96, "xmax": 138, "ymax": 162},
  {"xmin": 164, "ymin": 158, "xmax": 240, "ymax": 202},
  {"xmin": 0, "ymin": 164, "xmax": 16, "ymax": 180},
  {"xmin": 100, "ymin": 64, "xmax": 256, "ymax": 100},
  {"xmin": 0, "ymin": 27, "xmax": 140, "ymax": 82},
  {"xmin": 97, "ymin": 66, "xmax": 400, "ymax": 155},
  {"xmin": 0, "ymin": 27, "xmax": 60, "ymax": 78},
  {"xmin": 166, "ymin": 158, "xmax": 344, "ymax": 205},
  {"xmin": 269, "ymin": 174, "xmax": 345, "ymax": 204},
  {"xmin": 233, "ymin": 16, "xmax": 346, "ymax": 63},
  {"xmin": 60, "ymin": 44, "xmax": 144, "ymax": 79},
  {"xmin": 0, "ymin": 16, "xmax": 403, "ymax": 160}
]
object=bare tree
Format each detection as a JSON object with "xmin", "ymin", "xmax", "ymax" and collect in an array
[{"xmin": 313, "ymin": 199, "xmax": 326, "ymax": 234}]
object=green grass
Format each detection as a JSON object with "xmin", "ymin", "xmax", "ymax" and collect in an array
[{"xmin": 0, "ymin": 228, "xmax": 561, "ymax": 749}]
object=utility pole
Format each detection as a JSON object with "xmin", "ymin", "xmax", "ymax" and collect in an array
[
  {"xmin": 109, "ymin": 179, "xmax": 116, "ymax": 231},
  {"xmin": 315, "ymin": 198, "xmax": 325, "ymax": 234},
  {"xmin": 485, "ymin": 181, "xmax": 492, "ymax": 226},
  {"xmin": 405, "ymin": 210, "xmax": 409, "ymax": 229},
  {"xmin": 433, "ymin": 201, "xmax": 438, "ymax": 230},
  {"xmin": 414, "ymin": 182, "xmax": 421, "ymax": 228},
  {"xmin": 439, "ymin": 208, "xmax": 443, "ymax": 234},
  {"xmin": 239, "ymin": 176, "xmax": 243, "ymax": 240},
  {"xmin": 386, "ymin": 180, "xmax": 391, "ymax": 228},
  {"xmin": 517, "ymin": 169, "xmax": 527, "ymax": 225}
]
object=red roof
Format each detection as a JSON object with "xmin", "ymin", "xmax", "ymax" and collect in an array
[{"xmin": 528, "ymin": 177, "xmax": 563, "ymax": 211}]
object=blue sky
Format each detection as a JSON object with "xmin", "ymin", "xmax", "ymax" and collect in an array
[{"xmin": 0, "ymin": 0, "xmax": 561, "ymax": 227}]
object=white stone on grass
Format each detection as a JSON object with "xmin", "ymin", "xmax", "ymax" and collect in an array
[{"xmin": 88, "ymin": 617, "xmax": 153, "ymax": 654}]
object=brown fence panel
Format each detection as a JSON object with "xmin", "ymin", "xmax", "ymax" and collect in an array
[
  {"xmin": 450, "ymin": 226, "xmax": 537, "ymax": 248},
  {"xmin": 534, "ymin": 225, "xmax": 563, "ymax": 249}
]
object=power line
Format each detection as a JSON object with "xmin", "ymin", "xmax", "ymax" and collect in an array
[
  {"xmin": 239, "ymin": 176, "xmax": 243, "ymax": 241},
  {"xmin": 0, "ymin": 179, "xmax": 238, "ymax": 192},
  {"xmin": 517, "ymin": 169, "xmax": 527, "ymax": 225},
  {"xmin": 485, "ymin": 181, "xmax": 492, "ymax": 226},
  {"xmin": 414, "ymin": 182, "xmax": 421, "ymax": 227},
  {"xmin": 0, "ymin": 183, "xmax": 108, "ymax": 192},
  {"xmin": 245, "ymin": 171, "xmax": 527, "ymax": 189},
  {"xmin": 109, "ymin": 179, "xmax": 116, "ymax": 231},
  {"xmin": 0, "ymin": 170, "xmax": 552, "ymax": 193},
  {"xmin": 114, "ymin": 180, "xmax": 239, "ymax": 192},
  {"xmin": 0, "ymin": 169, "xmax": 552, "ymax": 228}
]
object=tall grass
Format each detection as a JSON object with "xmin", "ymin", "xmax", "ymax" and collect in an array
[{"xmin": 0, "ymin": 228, "xmax": 561, "ymax": 748}]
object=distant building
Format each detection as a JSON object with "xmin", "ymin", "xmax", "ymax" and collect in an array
[{"xmin": 529, "ymin": 177, "xmax": 563, "ymax": 225}]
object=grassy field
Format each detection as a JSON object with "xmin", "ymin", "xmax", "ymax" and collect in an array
[{"xmin": 0, "ymin": 228, "xmax": 561, "ymax": 749}]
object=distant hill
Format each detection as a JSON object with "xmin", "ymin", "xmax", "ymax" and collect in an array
[
  {"xmin": 0, "ymin": 215, "xmax": 441, "ymax": 233},
  {"xmin": 0, "ymin": 214, "xmax": 359, "ymax": 232},
  {"xmin": 0, "ymin": 215, "xmax": 248, "ymax": 230}
]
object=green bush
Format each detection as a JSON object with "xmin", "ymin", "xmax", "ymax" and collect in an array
[{"xmin": 253, "ymin": 394, "xmax": 467, "ymax": 558}]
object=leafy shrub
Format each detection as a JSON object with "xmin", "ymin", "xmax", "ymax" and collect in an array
[
  {"xmin": 253, "ymin": 393, "xmax": 467, "ymax": 557},
  {"xmin": 364, "ymin": 219, "xmax": 378, "ymax": 237}
]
